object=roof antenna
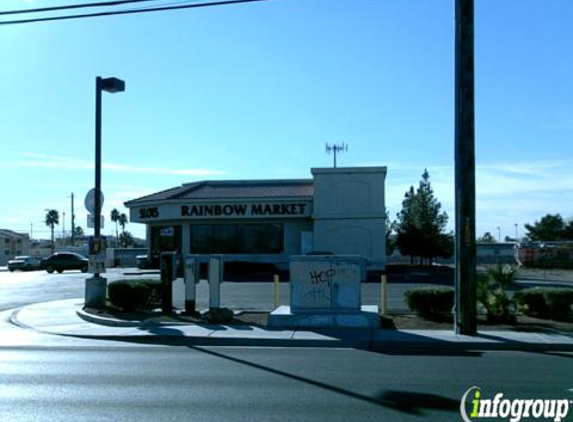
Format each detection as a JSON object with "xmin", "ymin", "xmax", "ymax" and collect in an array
[{"xmin": 325, "ymin": 143, "xmax": 348, "ymax": 168}]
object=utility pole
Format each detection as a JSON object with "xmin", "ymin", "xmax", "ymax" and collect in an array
[
  {"xmin": 62, "ymin": 211, "xmax": 66, "ymax": 245},
  {"xmin": 514, "ymin": 223, "xmax": 518, "ymax": 242},
  {"xmin": 325, "ymin": 143, "xmax": 348, "ymax": 168},
  {"xmin": 454, "ymin": 0, "xmax": 477, "ymax": 335},
  {"xmin": 71, "ymin": 193, "xmax": 75, "ymax": 246}
]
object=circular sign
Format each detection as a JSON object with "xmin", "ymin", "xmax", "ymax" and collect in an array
[{"xmin": 85, "ymin": 188, "xmax": 104, "ymax": 214}]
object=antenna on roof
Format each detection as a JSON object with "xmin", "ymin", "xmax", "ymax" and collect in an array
[{"xmin": 325, "ymin": 143, "xmax": 348, "ymax": 168}]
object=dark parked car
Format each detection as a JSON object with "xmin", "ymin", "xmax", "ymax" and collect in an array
[
  {"xmin": 41, "ymin": 252, "xmax": 89, "ymax": 274},
  {"xmin": 8, "ymin": 256, "xmax": 41, "ymax": 272}
]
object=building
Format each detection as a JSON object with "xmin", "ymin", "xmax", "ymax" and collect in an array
[
  {"xmin": 0, "ymin": 229, "xmax": 30, "ymax": 266},
  {"xmin": 125, "ymin": 167, "xmax": 387, "ymax": 272},
  {"xmin": 476, "ymin": 242, "xmax": 518, "ymax": 265},
  {"xmin": 517, "ymin": 241, "xmax": 573, "ymax": 268}
]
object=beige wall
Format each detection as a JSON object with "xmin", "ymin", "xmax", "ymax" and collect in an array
[
  {"xmin": 311, "ymin": 167, "xmax": 387, "ymax": 269},
  {"xmin": 0, "ymin": 232, "xmax": 30, "ymax": 265}
]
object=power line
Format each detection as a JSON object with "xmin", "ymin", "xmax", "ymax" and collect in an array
[
  {"xmin": 0, "ymin": 0, "xmax": 161, "ymax": 16},
  {"xmin": 0, "ymin": 0, "xmax": 275, "ymax": 26}
]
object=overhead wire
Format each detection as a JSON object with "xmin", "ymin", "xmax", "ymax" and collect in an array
[
  {"xmin": 0, "ymin": 0, "xmax": 162, "ymax": 16},
  {"xmin": 0, "ymin": 0, "xmax": 275, "ymax": 26}
]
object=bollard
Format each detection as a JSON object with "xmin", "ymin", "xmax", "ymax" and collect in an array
[
  {"xmin": 160, "ymin": 252, "xmax": 176, "ymax": 314},
  {"xmin": 184, "ymin": 255, "xmax": 199, "ymax": 314},
  {"xmin": 273, "ymin": 274, "xmax": 280, "ymax": 309},
  {"xmin": 380, "ymin": 274, "xmax": 388, "ymax": 316},
  {"xmin": 209, "ymin": 255, "xmax": 223, "ymax": 310}
]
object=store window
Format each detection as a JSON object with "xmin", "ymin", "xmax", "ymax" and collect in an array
[
  {"xmin": 150, "ymin": 225, "xmax": 182, "ymax": 267},
  {"xmin": 190, "ymin": 223, "xmax": 283, "ymax": 254}
]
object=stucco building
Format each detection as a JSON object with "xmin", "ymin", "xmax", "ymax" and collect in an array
[
  {"xmin": 125, "ymin": 166, "xmax": 387, "ymax": 272},
  {"xmin": 0, "ymin": 229, "xmax": 30, "ymax": 266}
]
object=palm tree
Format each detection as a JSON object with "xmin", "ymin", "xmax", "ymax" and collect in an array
[
  {"xmin": 119, "ymin": 230, "xmax": 133, "ymax": 248},
  {"xmin": 110, "ymin": 208, "xmax": 120, "ymax": 246},
  {"xmin": 44, "ymin": 209, "xmax": 59, "ymax": 254},
  {"xmin": 118, "ymin": 213, "xmax": 128, "ymax": 247}
]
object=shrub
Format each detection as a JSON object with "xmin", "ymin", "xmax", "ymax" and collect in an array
[
  {"xmin": 477, "ymin": 264, "xmax": 517, "ymax": 323},
  {"xmin": 514, "ymin": 288, "xmax": 573, "ymax": 321},
  {"xmin": 405, "ymin": 288, "xmax": 454, "ymax": 318},
  {"xmin": 108, "ymin": 279, "xmax": 161, "ymax": 312}
]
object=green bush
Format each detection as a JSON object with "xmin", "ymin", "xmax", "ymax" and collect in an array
[
  {"xmin": 514, "ymin": 288, "xmax": 573, "ymax": 321},
  {"xmin": 108, "ymin": 279, "xmax": 162, "ymax": 312},
  {"xmin": 405, "ymin": 288, "xmax": 454, "ymax": 318},
  {"xmin": 477, "ymin": 264, "xmax": 517, "ymax": 323}
]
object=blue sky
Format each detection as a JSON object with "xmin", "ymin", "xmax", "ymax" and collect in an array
[{"xmin": 1, "ymin": 0, "xmax": 572, "ymax": 241}]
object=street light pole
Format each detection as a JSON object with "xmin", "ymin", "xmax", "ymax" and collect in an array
[
  {"xmin": 86, "ymin": 76, "xmax": 125, "ymax": 309},
  {"xmin": 95, "ymin": 77, "xmax": 103, "ymax": 247},
  {"xmin": 515, "ymin": 223, "xmax": 518, "ymax": 242}
]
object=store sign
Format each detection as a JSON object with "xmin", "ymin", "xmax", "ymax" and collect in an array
[
  {"xmin": 134, "ymin": 202, "xmax": 311, "ymax": 222},
  {"xmin": 139, "ymin": 207, "xmax": 159, "ymax": 219},
  {"xmin": 180, "ymin": 203, "xmax": 308, "ymax": 218}
]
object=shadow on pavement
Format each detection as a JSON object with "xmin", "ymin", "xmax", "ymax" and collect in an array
[{"xmin": 187, "ymin": 344, "xmax": 460, "ymax": 416}]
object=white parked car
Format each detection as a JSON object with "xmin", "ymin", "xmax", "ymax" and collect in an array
[{"xmin": 7, "ymin": 256, "xmax": 41, "ymax": 272}]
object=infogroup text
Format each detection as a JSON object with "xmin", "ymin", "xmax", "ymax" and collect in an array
[{"xmin": 460, "ymin": 387, "xmax": 571, "ymax": 422}]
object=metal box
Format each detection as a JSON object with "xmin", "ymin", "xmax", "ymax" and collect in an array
[{"xmin": 290, "ymin": 255, "xmax": 364, "ymax": 313}]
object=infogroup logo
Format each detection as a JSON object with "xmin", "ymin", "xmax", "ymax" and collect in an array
[{"xmin": 460, "ymin": 387, "xmax": 571, "ymax": 422}]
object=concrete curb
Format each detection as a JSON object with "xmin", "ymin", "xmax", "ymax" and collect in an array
[
  {"xmin": 76, "ymin": 308, "xmax": 141, "ymax": 327},
  {"xmin": 70, "ymin": 308, "xmax": 573, "ymax": 352},
  {"xmin": 10, "ymin": 299, "xmax": 573, "ymax": 352}
]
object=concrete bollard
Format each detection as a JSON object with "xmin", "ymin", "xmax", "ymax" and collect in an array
[
  {"xmin": 209, "ymin": 255, "xmax": 223, "ymax": 310},
  {"xmin": 160, "ymin": 252, "xmax": 177, "ymax": 314},
  {"xmin": 380, "ymin": 274, "xmax": 388, "ymax": 316},
  {"xmin": 273, "ymin": 274, "xmax": 280, "ymax": 309},
  {"xmin": 184, "ymin": 255, "xmax": 200, "ymax": 314}
]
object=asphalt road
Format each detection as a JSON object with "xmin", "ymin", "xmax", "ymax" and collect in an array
[
  {"xmin": 1, "ymin": 268, "xmax": 571, "ymax": 314},
  {"xmin": 0, "ymin": 326, "xmax": 571, "ymax": 422},
  {"xmin": 0, "ymin": 269, "xmax": 428, "ymax": 313},
  {"xmin": 1, "ymin": 270, "xmax": 572, "ymax": 421}
]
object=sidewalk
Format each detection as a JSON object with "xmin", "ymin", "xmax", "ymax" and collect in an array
[{"xmin": 10, "ymin": 299, "xmax": 573, "ymax": 352}]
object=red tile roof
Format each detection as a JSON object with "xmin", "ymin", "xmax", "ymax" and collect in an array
[{"xmin": 125, "ymin": 180, "xmax": 314, "ymax": 206}]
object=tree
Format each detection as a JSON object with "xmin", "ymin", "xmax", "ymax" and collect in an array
[
  {"xmin": 44, "ymin": 209, "xmax": 59, "ymax": 254},
  {"xmin": 396, "ymin": 169, "xmax": 453, "ymax": 265},
  {"xmin": 564, "ymin": 220, "xmax": 573, "ymax": 240},
  {"xmin": 74, "ymin": 226, "xmax": 85, "ymax": 237},
  {"xmin": 110, "ymin": 208, "xmax": 121, "ymax": 246},
  {"xmin": 477, "ymin": 232, "xmax": 497, "ymax": 244},
  {"xmin": 118, "ymin": 213, "xmax": 128, "ymax": 235},
  {"xmin": 385, "ymin": 211, "xmax": 398, "ymax": 255},
  {"xmin": 119, "ymin": 231, "xmax": 134, "ymax": 247},
  {"xmin": 525, "ymin": 214, "xmax": 568, "ymax": 241}
]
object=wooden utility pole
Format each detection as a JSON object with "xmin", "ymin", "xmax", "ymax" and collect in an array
[{"xmin": 455, "ymin": 0, "xmax": 477, "ymax": 335}]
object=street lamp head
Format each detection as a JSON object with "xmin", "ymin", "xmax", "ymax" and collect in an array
[{"xmin": 100, "ymin": 77, "xmax": 125, "ymax": 93}]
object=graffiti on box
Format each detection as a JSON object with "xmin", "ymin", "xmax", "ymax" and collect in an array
[{"xmin": 303, "ymin": 268, "xmax": 334, "ymax": 304}]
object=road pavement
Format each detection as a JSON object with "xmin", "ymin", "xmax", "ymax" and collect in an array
[
  {"xmin": 1, "ymin": 329, "xmax": 572, "ymax": 422},
  {"xmin": 1, "ymin": 268, "xmax": 573, "ymax": 421}
]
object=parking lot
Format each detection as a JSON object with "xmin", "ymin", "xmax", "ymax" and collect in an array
[{"xmin": 0, "ymin": 267, "xmax": 436, "ymax": 313}]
